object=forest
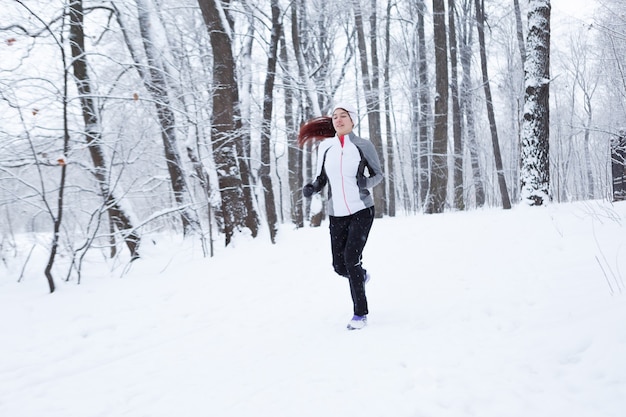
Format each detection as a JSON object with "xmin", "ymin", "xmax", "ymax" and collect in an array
[{"xmin": 1, "ymin": 0, "xmax": 624, "ymax": 290}]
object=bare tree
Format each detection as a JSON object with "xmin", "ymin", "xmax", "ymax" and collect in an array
[
  {"xmin": 566, "ymin": 33, "xmax": 600, "ymax": 199},
  {"xmin": 383, "ymin": 0, "xmax": 396, "ymax": 217},
  {"xmin": 4, "ymin": 0, "xmax": 619, "ymax": 269},
  {"xmin": 351, "ymin": 0, "xmax": 386, "ymax": 216},
  {"xmin": 417, "ymin": 0, "xmax": 432, "ymax": 208},
  {"xmin": 458, "ymin": 0, "xmax": 485, "ymax": 207},
  {"xmin": 290, "ymin": 0, "xmax": 347, "ymax": 225},
  {"xmin": 448, "ymin": 0, "xmax": 465, "ymax": 210},
  {"xmin": 474, "ymin": 0, "xmax": 511, "ymax": 209},
  {"xmin": 290, "ymin": 0, "xmax": 320, "ymax": 225},
  {"xmin": 259, "ymin": 0, "xmax": 282, "ymax": 243},
  {"xmin": 408, "ymin": 0, "xmax": 432, "ymax": 210},
  {"xmin": 513, "ymin": 0, "xmax": 527, "ymax": 69},
  {"xmin": 6, "ymin": 1, "xmax": 71, "ymax": 292},
  {"xmin": 69, "ymin": 0, "xmax": 140, "ymax": 256},
  {"xmin": 133, "ymin": 0, "xmax": 202, "ymax": 235},
  {"xmin": 520, "ymin": 0, "xmax": 551, "ymax": 205},
  {"xmin": 425, "ymin": 0, "xmax": 449, "ymax": 214},
  {"xmin": 197, "ymin": 0, "xmax": 260, "ymax": 245},
  {"xmin": 280, "ymin": 29, "xmax": 304, "ymax": 228}
]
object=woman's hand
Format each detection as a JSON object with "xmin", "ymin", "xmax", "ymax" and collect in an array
[{"xmin": 303, "ymin": 183, "xmax": 315, "ymax": 198}]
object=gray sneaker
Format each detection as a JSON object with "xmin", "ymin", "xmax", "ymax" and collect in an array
[{"xmin": 347, "ymin": 315, "xmax": 367, "ymax": 330}]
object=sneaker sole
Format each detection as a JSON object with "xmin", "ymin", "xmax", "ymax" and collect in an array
[{"xmin": 347, "ymin": 321, "xmax": 367, "ymax": 330}]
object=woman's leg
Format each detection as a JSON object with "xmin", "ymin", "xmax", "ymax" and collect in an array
[
  {"xmin": 344, "ymin": 207, "xmax": 375, "ymax": 316},
  {"xmin": 329, "ymin": 215, "xmax": 350, "ymax": 277}
]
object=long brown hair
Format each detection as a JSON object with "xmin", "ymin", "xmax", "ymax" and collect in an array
[{"xmin": 297, "ymin": 116, "xmax": 335, "ymax": 147}]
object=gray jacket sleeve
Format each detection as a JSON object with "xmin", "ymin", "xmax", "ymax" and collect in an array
[{"xmin": 354, "ymin": 136, "xmax": 384, "ymax": 189}]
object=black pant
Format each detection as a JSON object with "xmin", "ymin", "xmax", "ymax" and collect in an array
[{"xmin": 329, "ymin": 206, "xmax": 375, "ymax": 316}]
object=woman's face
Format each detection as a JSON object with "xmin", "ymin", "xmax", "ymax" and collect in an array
[{"xmin": 332, "ymin": 108, "xmax": 354, "ymax": 136}]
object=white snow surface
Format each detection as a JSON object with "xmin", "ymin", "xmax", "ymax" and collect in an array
[{"xmin": 1, "ymin": 200, "xmax": 626, "ymax": 417}]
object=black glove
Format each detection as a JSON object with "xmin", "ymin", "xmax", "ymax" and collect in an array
[
  {"xmin": 303, "ymin": 183, "xmax": 315, "ymax": 198},
  {"xmin": 303, "ymin": 175, "xmax": 326, "ymax": 198},
  {"xmin": 357, "ymin": 177, "xmax": 368, "ymax": 188}
]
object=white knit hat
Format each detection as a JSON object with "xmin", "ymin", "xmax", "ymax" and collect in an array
[{"xmin": 332, "ymin": 103, "xmax": 357, "ymax": 124}]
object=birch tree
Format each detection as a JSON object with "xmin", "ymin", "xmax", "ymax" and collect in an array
[{"xmin": 520, "ymin": 0, "xmax": 551, "ymax": 205}]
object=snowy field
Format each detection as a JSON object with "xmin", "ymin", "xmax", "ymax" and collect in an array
[{"xmin": 1, "ymin": 200, "xmax": 625, "ymax": 417}]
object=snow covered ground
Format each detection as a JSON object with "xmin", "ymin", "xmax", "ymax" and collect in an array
[{"xmin": 1, "ymin": 200, "xmax": 625, "ymax": 417}]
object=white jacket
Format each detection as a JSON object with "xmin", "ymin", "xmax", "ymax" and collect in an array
[{"xmin": 313, "ymin": 132, "xmax": 383, "ymax": 217}]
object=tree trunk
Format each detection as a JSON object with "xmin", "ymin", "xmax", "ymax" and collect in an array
[
  {"xmin": 384, "ymin": 0, "xmax": 396, "ymax": 217},
  {"xmin": 291, "ymin": 0, "xmax": 323, "ymax": 226},
  {"xmin": 417, "ymin": 0, "xmax": 431, "ymax": 207},
  {"xmin": 425, "ymin": 0, "xmax": 449, "ymax": 214},
  {"xmin": 611, "ymin": 132, "xmax": 626, "ymax": 201},
  {"xmin": 474, "ymin": 0, "xmax": 512, "ymax": 209},
  {"xmin": 520, "ymin": 0, "xmax": 551, "ymax": 205},
  {"xmin": 69, "ymin": 0, "xmax": 140, "ymax": 257},
  {"xmin": 458, "ymin": 0, "xmax": 485, "ymax": 207},
  {"xmin": 280, "ymin": 32, "xmax": 303, "ymax": 228},
  {"xmin": 291, "ymin": 0, "xmax": 322, "ymax": 117},
  {"xmin": 231, "ymin": 7, "xmax": 260, "ymax": 236},
  {"xmin": 353, "ymin": 0, "xmax": 385, "ymax": 217},
  {"xmin": 197, "ymin": 0, "xmax": 260, "ymax": 245},
  {"xmin": 135, "ymin": 0, "xmax": 201, "ymax": 236},
  {"xmin": 583, "ymin": 91, "xmax": 594, "ymax": 198},
  {"xmin": 369, "ymin": 0, "xmax": 387, "ymax": 216},
  {"xmin": 259, "ymin": 0, "xmax": 281, "ymax": 243},
  {"xmin": 513, "ymin": 0, "xmax": 527, "ymax": 69},
  {"xmin": 448, "ymin": 0, "xmax": 465, "ymax": 210},
  {"xmin": 410, "ymin": 18, "xmax": 421, "ymax": 212}
]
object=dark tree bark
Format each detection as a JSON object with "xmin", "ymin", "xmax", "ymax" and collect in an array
[
  {"xmin": 69, "ymin": 0, "xmax": 140, "ymax": 257},
  {"xmin": 353, "ymin": 0, "xmax": 385, "ymax": 217},
  {"xmin": 520, "ymin": 0, "xmax": 551, "ymax": 205},
  {"xmin": 611, "ymin": 132, "xmax": 626, "ymax": 201},
  {"xmin": 197, "ymin": 0, "xmax": 260, "ymax": 245},
  {"xmin": 370, "ymin": 0, "xmax": 387, "ymax": 215},
  {"xmin": 291, "ymin": 0, "xmax": 324, "ymax": 226},
  {"xmin": 259, "ymin": 0, "xmax": 281, "ymax": 243},
  {"xmin": 384, "ymin": 0, "xmax": 396, "ymax": 217},
  {"xmin": 448, "ymin": 0, "xmax": 465, "ymax": 210},
  {"xmin": 280, "ymin": 32, "xmax": 303, "ymax": 228},
  {"xmin": 474, "ymin": 0, "xmax": 512, "ymax": 209},
  {"xmin": 513, "ymin": 0, "xmax": 527, "ymax": 69},
  {"xmin": 425, "ymin": 0, "xmax": 449, "ymax": 214}
]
